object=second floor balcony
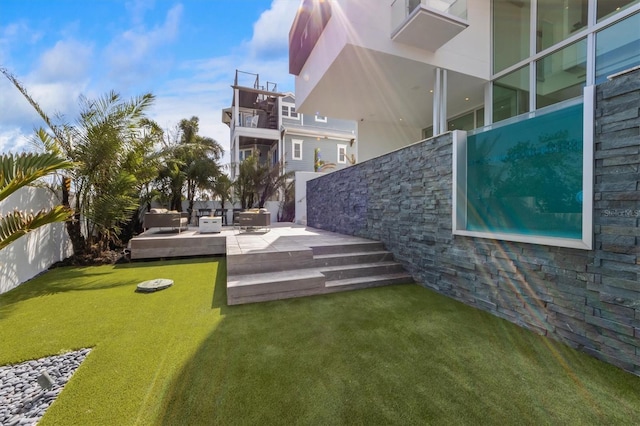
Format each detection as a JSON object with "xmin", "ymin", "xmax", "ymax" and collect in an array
[{"xmin": 391, "ymin": 0, "xmax": 468, "ymax": 51}]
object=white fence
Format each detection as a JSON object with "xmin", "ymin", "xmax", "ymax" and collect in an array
[{"xmin": 0, "ymin": 187, "xmax": 73, "ymax": 294}]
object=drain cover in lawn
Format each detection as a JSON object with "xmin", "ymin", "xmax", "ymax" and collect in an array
[{"xmin": 136, "ymin": 278, "xmax": 173, "ymax": 293}]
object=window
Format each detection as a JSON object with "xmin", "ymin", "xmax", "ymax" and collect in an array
[
  {"xmin": 536, "ymin": 38, "xmax": 587, "ymax": 109},
  {"xmin": 493, "ymin": 66, "xmax": 530, "ymax": 123},
  {"xmin": 292, "ymin": 140, "xmax": 303, "ymax": 160},
  {"xmin": 596, "ymin": 12, "xmax": 640, "ymax": 83},
  {"xmin": 337, "ymin": 144, "xmax": 347, "ymax": 164},
  {"xmin": 537, "ymin": 0, "xmax": 588, "ymax": 53},
  {"xmin": 239, "ymin": 149, "xmax": 253, "ymax": 162},
  {"xmin": 454, "ymin": 95, "xmax": 593, "ymax": 249},
  {"xmin": 282, "ymin": 103, "xmax": 299, "ymax": 120},
  {"xmin": 597, "ymin": 0, "xmax": 639, "ymax": 21},
  {"xmin": 493, "ymin": 0, "xmax": 531, "ymax": 73},
  {"xmin": 448, "ymin": 112, "xmax": 475, "ymax": 131},
  {"xmin": 315, "ymin": 114, "xmax": 327, "ymax": 123}
]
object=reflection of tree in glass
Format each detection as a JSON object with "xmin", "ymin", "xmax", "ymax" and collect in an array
[
  {"xmin": 466, "ymin": 133, "xmax": 502, "ymax": 229},
  {"xmin": 495, "ymin": 136, "xmax": 582, "ymax": 214}
]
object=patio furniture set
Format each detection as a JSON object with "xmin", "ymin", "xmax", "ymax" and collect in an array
[{"xmin": 143, "ymin": 207, "xmax": 271, "ymax": 234}]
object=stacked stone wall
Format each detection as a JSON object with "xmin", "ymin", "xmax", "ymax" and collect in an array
[{"xmin": 307, "ymin": 69, "xmax": 639, "ymax": 375}]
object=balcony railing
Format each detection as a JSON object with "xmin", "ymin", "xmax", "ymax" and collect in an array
[{"xmin": 391, "ymin": 0, "xmax": 467, "ymax": 31}]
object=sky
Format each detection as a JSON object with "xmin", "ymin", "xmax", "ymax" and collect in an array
[{"xmin": 0, "ymin": 0, "xmax": 300, "ymax": 165}]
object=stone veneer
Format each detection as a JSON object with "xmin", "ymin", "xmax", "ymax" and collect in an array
[{"xmin": 307, "ymin": 69, "xmax": 639, "ymax": 376}]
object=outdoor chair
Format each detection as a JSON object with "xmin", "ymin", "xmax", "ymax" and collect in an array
[
  {"xmin": 236, "ymin": 209, "xmax": 270, "ymax": 231},
  {"xmin": 144, "ymin": 209, "xmax": 189, "ymax": 232}
]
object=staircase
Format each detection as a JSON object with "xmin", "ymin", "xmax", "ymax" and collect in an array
[{"xmin": 227, "ymin": 241, "xmax": 413, "ymax": 305}]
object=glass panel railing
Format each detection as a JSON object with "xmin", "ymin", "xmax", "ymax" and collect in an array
[{"xmin": 391, "ymin": 0, "xmax": 467, "ymax": 30}]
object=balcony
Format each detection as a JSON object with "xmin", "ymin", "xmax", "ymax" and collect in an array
[{"xmin": 391, "ymin": 0, "xmax": 468, "ymax": 51}]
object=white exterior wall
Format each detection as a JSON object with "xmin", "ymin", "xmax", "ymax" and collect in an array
[
  {"xmin": 294, "ymin": 171, "xmax": 324, "ymax": 225},
  {"xmin": 343, "ymin": 0, "xmax": 491, "ymax": 77},
  {"xmin": 0, "ymin": 187, "xmax": 73, "ymax": 294},
  {"xmin": 357, "ymin": 120, "xmax": 422, "ymax": 161},
  {"xmin": 295, "ymin": 0, "xmax": 492, "ymax": 107}
]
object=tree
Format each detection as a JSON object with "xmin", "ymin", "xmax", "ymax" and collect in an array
[
  {"xmin": 157, "ymin": 117, "xmax": 223, "ymax": 219},
  {"xmin": 1, "ymin": 67, "xmax": 82, "ymax": 253},
  {"xmin": 233, "ymin": 155, "xmax": 259, "ymax": 210},
  {"xmin": 0, "ymin": 152, "xmax": 74, "ymax": 250},
  {"xmin": 72, "ymin": 91, "xmax": 157, "ymax": 252},
  {"xmin": 256, "ymin": 159, "xmax": 293, "ymax": 209},
  {"xmin": 212, "ymin": 174, "xmax": 233, "ymax": 211},
  {"xmin": 2, "ymin": 67, "xmax": 158, "ymax": 255},
  {"xmin": 233, "ymin": 155, "xmax": 293, "ymax": 210}
]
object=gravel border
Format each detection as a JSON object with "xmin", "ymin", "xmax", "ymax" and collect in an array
[{"xmin": 0, "ymin": 348, "xmax": 91, "ymax": 425}]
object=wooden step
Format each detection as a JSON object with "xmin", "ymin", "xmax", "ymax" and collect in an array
[
  {"xmin": 227, "ymin": 269, "xmax": 325, "ymax": 305},
  {"xmin": 312, "ymin": 251, "xmax": 394, "ymax": 267},
  {"xmin": 311, "ymin": 241, "xmax": 385, "ymax": 256},
  {"xmin": 227, "ymin": 248, "xmax": 314, "ymax": 275},
  {"xmin": 319, "ymin": 261, "xmax": 406, "ymax": 281},
  {"xmin": 324, "ymin": 272, "xmax": 414, "ymax": 292}
]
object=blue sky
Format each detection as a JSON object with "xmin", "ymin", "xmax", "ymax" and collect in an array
[{"xmin": 0, "ymin": 0, "xmax": 299, "ymax": 164}]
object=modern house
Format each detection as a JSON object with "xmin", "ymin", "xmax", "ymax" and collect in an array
[
  {"xmin": 223, "ymin": 70, "xmax": 357, "ymax": 181},
  {"xmin": 288, "ymin": 1, "xmax": 640, "ymax": 375},
  {"xmin": 289, "ymin": 0, "xmax": 638, "ymax": 160}
]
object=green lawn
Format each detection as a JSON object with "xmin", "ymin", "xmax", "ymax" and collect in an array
[{"xmin": 0, "ymin": 258, "xmax": 639, "ymax": 425}]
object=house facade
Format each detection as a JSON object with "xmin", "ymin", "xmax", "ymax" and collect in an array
[
  {"xmin": 289, "ymin": 1, "xmax": 640, "ymax": 375},
  {"xmin": 223, "ymin": 70, "xmax": 356, "ymax": 180},
  {"xmin": 289, "ymin": 0, "xmax": 639, "ymax": 160}
]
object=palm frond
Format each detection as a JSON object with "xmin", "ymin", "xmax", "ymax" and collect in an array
[
  {"xmin": 0, "ymin": 206, "xmax": 73, "ymax": 250},
  {"xmin": 0, "ymin": 152, "xmax": 74, "ymax": 201}
]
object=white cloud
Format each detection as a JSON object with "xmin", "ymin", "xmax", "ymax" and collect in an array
[
  {"xmin": 248, "ymin": 0, "xmax": 299, "ymax": 60},
  {"xmin": 126, "ymin": 0, "xmax": 157, "ymax": 26},
  {"xmin": 0, "ymin": 126, "xmax": 31, "ymax": 153},
  {"xmin": 35, "ymin": 39, "xmax": 93, "ymax": 82},
  {"xmin": 104, "ymin": 3, "xmax": 183, "ymax": 87}
]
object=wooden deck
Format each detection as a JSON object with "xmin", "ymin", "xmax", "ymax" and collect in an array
[
  {"xmin": 129, "ymin": 227, "xmax": 226, "ymax": 259},
  {"xmin": 129, "ymin": 223, "xmax": 414, "ymax": 305}
]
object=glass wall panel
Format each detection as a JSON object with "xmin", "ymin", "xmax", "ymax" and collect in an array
[
  {"xmin": 536, "ymin": 39, "xmax": 587, "ymax": 108},
  {"xmin": 448, "ymin": 111, "xmax": 475, "ymax": 131},
  {"xmin": 596, "ymin": 12, "xmax": 640, "ymax": 83},
  {"xmin": 597, "ymin": 0, "xmax": 639, "ymax": 21},
  {"xmin": 476, "ymin": 108, "xmax": 485, "ymax": 127},
  {"xmin": 537, "ymin": 0, "xmax": 588, "ymax": 52},
  {"xmin": 493, "ymin": 66, "xmax": 530, "ymax": 123},
  {"xmin": 493, "ymin": 0, "xmax": 531, "ymax": 73},
  {"xmin": 465, "ymin": 103, "xmax": 584, "ymax": 239}
]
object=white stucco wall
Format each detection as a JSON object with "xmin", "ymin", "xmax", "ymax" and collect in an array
[
  {"xmin": 0, "ymin": 187, "xmax": 73, "ymax": 294},
  {"xmin": 295, "ymin": 171, "xmax": 325, "ymax": 225},
  {"xmin": 357, "ymin": 120, "xmax": 422, "ymax": 161},
  {"xmin": 295, "ymin": 0, "xmax": 492, "ymax": 108}
]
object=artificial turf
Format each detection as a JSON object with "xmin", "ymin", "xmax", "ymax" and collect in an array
[{"xmin": 0, "ymin": 258, "xmax": 639, "ymax": 425}]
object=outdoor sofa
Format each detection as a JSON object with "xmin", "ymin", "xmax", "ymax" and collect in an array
[
  {"xmin": 144, "ymin": 208, "xmax": 189, "ymax": 232},
  {"xmin": 236, "ymin": 208, "xmax": 271, "ymax": 231}
]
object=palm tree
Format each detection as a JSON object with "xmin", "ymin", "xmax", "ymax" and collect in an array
[
  {"xmin": 158, "ymin": 117, "xmax": 224, "ymax": 219},
  {"xmin": 71, "ymin": 91, "xmax": 157, "ymax": 252},
  {"xmin": 234, "ymin": 154, "xmax": 260, "ymax": 209},
  {"xmin": 0, "ymin": 152, "xmax": 74, "ymax": 250},
  {"xmin": 2, "ymin": 67, "xmax": 158, "ymax": 254},
  {"xmin": 233, "ymin": 155, "xmax": 293, "ymax": 210},
  {"xmin": 212, "ymin": 174, "xmax": 233, "ymax": 211}
]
